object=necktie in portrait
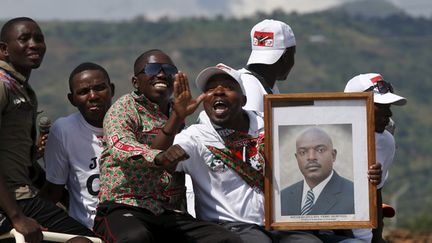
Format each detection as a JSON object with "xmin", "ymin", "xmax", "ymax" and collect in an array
[{"xmin": 301, "ymin": 190, "xmax": 314, "ymax": 215}]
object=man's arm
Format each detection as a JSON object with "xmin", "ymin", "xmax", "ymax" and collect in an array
[
  {"xmin": 154, "ymin": 144, "xmax": 189, "ymax": 172},
  {"xmin": 0, "ymin": 81, "xmax": 44, "ymax": 242},
  {"xmin": 39, "ymin": 120, "xmax": 69, "ymax": 207},
  {"xmin": 39, "ymin": 182, "xmax": 65, "ymax": 206},
  {"xmin": 0, "ymin": 175, "xmax": 44, "ymax": 243},
  {"xmin": 103, "ymin": 96, "xmax": 164, "ymax": 167}
]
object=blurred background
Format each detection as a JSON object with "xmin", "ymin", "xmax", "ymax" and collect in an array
[{"xmin": 1, "ymin": 0, "xmax": 431, "ymax": 239}]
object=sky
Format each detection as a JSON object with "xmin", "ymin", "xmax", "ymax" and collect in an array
[{"xmin": 0, "ymin": 0, "xmax": 431, "ymax": 21}]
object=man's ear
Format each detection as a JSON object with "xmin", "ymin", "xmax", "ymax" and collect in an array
[
  {"xmin": 241, "ymin": 95, "xmax": 247, "ymax": 107},
  {"xmin": 131, "ymin": 76, "xmax": 138, "ymax": 90},
  {"xmin": 332, "ymin": 149, "xmax": 337, "ymax": 161},
  {"xmin": 110, "ymin": 83, "xmax": 115, "ymax": 97},
  {"xmin": 67, "ymin": 93, "xmax": 76, "ymax": 107},
  {"xmin": 0, "ymin": 42, "xmax": 8, "ymax": 58}
]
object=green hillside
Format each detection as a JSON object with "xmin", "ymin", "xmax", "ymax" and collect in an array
[{"xmin": 2, "ymin": 9, "xmax": 431, "ymax": 231}]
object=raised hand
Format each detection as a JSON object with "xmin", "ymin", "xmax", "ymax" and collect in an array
[{"xmin": 172, "ymin": 71, "xmax": 206, "ymax": 120}]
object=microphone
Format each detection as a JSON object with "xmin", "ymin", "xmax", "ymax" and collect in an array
[
  {"xmin": 38, "ymin": 116, "xmax": 51, "ymax": 136},
  {"xmin": 33, "ymin": 116, "xmax": 51, "ymax": 188}
]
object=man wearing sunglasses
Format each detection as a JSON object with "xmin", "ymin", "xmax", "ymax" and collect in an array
[
  {"xmin": 345, "ymin": 73, "xmax": 407, "ymax": 243},
  {"xmin": 94, "ymin": 49, "xmax": 242, "ymax": 243}
]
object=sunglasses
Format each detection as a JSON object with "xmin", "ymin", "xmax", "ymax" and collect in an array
[
  {"xmin": 136, "ymin": 63, "xmax": 178, "ymax": 77},
  {"xmin": 364, "ymin": 80, "xmax": 393, "ymax": 94}
]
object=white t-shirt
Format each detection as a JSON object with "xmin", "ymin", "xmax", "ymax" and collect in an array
[
  {"xmin": 44, "ymin": 112, "xmax": 103, "ymax": 229},
  {"xmin": 352, "ymin": 130, "xmax": 396, "ymax": 242},
  {"xmin": 238, "ymin": 68, "xmax": 280, "ymax": 115},
  {"xmin": 375, "ymin": 130, "xmax": 396, "ymax": 189},
  {"xmin": 175, "ymin": 111, "xmax": 265, "ymax": 225},
  {"xmin": 185, "ymin": 174, "xmax": 195, "ymax": 217}
]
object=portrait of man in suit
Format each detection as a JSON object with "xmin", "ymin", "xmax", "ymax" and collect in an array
[{"xmin": 280, "ymin": 126, "xmax": 354, "ymax": 216}]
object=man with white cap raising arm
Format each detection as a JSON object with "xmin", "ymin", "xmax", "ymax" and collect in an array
[
  {"xmin": 239, "ymin": 19, "xmax": 296, "ymax": 115},
  {"xmin": 159, "ymin": 63, "xmax": 322, "ymax": 243},
  {"xmin": 344, "ymin": 73, "xmax": 407, "ymax": 243}
]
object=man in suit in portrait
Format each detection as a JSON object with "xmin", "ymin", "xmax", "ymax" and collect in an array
[{"xmin": 280, "ymin": 127, "xmax": 354, "ymax": 216}]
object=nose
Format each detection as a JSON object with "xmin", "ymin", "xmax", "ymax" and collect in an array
[
  {"xmin": 28, "ymin": 37, "xmax": 43, "ymax": 48},
  {"xmin": 306, "ymin": 149, "xmax": 317, "ymax": 161},
  {"xmin": 156, "ymin": 68, "xmax": 168, "ymax": 78},
  {"xmin": 88, "ymin": 89, "xmax": 100, "ymax": 100},
  {"xmin": 213, "ymin": 85, "xmax": 226, "ymax": 94}
]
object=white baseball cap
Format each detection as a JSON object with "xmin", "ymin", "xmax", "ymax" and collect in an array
[
  {"xmin": 247, "ymin": 19, "xmax": 296, "ymax": 65},
  {"xmin": 195, "ymin": 63, "xmax": 245, "ymax": 94},
  {"xmin": 344, "ymin": 73, "xmax": 407, "ymax": 105}
]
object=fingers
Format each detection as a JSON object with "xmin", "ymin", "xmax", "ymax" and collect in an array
[
  {"xmin": 194, "ymin": 93, "xmax": 208, "ymax": 105},
  {"xmin": 41, "ymin": 134, "xmax": 49, "ymax": 141},
  {"xmin": 25, "ymin": 230, "xmax": 43, "ymax": 243},
  {"xmin": 37, "ymin": 134, "xmax": 48, "ymax": 152},
  {"xmin": 181, "ymin": 71, "xmax": 190, "ymax": 94},
  {"xmin": 20, "ymin": 222, "xmax": 43, "ymax": 243},
  {"xmin": 165, "ymin": 145, "xmax": 189, "ymax": 162},
  {"xmin": 185, "ymin": 93, "xmax": 206, "ymax": 116},
  {"xmin": 368, "ymin": 174, "xmax": 381, "ymax": 185},
  {"xmin": 173, "ymin": 72, "xmax": 185, "ymax": 94},
  {"xmin": 370, "ymin": 163, "xmax": 382, "ymax": 170},
  {"xmin": 368, "ymin": 163, "xmax": 382, "ymax": 185},
  {"xmin": 155, "ymin": 145, "xmax": 189, "ymax": 167},
  {"xmin": 173, "ymin": 73, "xmax": 181, "ymax": 98}
]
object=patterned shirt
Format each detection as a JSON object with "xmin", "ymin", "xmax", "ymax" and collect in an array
[{"xmin": 98, "ymin": 91, "xmax": 186, "ymax": 215}]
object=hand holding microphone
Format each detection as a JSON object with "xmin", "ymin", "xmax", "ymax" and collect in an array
[{"xmin": 36, "ymin": 116, "xmax": 51, "ymax": 159}]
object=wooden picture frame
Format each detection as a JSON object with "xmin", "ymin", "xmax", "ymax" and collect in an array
[{"xmin": 264, "ymin": 92, "xmax": 377, "ymax": 230}]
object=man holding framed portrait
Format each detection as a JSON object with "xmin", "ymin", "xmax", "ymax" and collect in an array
[{"xmin": 264, "ymin": 92, "xmax": 382, "ymax": 235}]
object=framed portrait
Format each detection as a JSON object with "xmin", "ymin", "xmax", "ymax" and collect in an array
[{"xmin": 263, "ymin": 92, "xmax": 377, "ymax": 230}]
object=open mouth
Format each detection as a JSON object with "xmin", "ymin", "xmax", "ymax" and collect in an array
[{"xmin": 213, "ymin": 100, "xmax": 229, "ymax": 115}]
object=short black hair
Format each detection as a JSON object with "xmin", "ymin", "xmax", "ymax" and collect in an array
[
  {"xmin": 1, "ymin": 17, "xmax": 37, "ymax": 42},
  {"xmin": 133, "ymin": 49, "xmax": 166, "ymax": 75},
  {"xmin": 68, "ymin": 62, "xmax": 111, "ymax": 92}
]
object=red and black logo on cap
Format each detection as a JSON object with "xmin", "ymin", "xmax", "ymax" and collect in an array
[{"xmin": 253, "ymin": 31, "xmax": 274, "ymax": 47}]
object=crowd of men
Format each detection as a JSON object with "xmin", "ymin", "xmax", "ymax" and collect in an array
[{"xmin": 0, "ymin": 17, "xmax": 406, "ymax": 243}]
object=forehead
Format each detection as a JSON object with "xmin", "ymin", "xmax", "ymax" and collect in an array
[
  {"xmin": 7, "ymin": 21, "xmax": 42, "ymax": 38},
  {"xmin": 206, "ymin": 74, "xmax": 239, "ymax": 87},
  {"xmin": 71, "ymin": 69, "xmax": 108, "ymax": 88},
  {"xmin": 137, "ymin": 52, "xmax": 173, "ymax": 69},
  {"xmin": 375, "ymin": 103, "xmax": 391, "ymax": 110},
  {"xmin": 297, "ymin": 130, "xmax": 332, "ymax": 147}
]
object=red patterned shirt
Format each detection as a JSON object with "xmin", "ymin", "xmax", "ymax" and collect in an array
[{"xmin": 98, "ymin": 91, "xmax": 186, "ymax": 215}]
